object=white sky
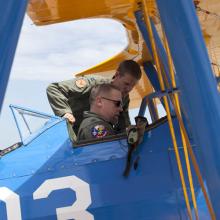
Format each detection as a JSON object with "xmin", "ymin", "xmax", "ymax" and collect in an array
[{"xmin": 11, "ymin": 16, "xmax": 128, "ymax": 81}]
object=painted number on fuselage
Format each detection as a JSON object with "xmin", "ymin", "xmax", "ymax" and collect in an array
[
  {"xmin": 0, "ymin": 176, "xmax": 94, "ymax": 220},
  {"xmin": 0, "ymin": 187, "xmax": 22, "ymax": 220},
  {"xmin": 33, "ymin": 176, "xmax": 94, "ymax": 220}
]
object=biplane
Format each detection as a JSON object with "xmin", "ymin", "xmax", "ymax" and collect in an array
[{"xmin": 0, "ymin": 0, "xmax": 220, "ymax": 219}]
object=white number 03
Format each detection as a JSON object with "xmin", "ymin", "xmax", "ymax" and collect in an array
[{"xmin": 0, "ymin": 176, "xmax": 94, "ymax": 220}]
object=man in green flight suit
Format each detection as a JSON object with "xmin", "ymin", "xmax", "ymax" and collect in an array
[
  {"xmin": 77, "ymin": 84, "xmax": 123, "ymax": 140},
  {"xmin": 46, "ymin": 60, "xmax": 142, "ymax": 133}
]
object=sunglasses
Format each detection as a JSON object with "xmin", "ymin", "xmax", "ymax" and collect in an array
[{"xmin": 101, "ymin": 97, "xmax": 123, "ymax": 108}]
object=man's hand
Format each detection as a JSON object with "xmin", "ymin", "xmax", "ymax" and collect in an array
[{"xmin": 63, "ymin": 113, "xmax": 76, "ymax": 124}]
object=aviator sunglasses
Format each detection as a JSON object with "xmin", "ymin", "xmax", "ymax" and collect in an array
[{"xmin": 101, "ymin": 97, "xmax": 123, "ymax": 108}]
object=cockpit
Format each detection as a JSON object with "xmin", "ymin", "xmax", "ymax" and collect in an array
[{"xmin": 1, "ymin": 89, "xmax": 169, "ymax": 158}]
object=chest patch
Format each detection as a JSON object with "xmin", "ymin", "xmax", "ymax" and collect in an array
[
  {"xmin": 91, "ymin": 125, "xmax": 107, "ymax": 138},
  {"xmin": 75, "ymin": 78, "xmax": 87, "ymax": 89}
]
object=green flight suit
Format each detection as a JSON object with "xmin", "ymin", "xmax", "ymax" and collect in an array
[
  {"xmin": 47, "ymin": 75, "xmax": 130, "ymax": 133},
  {"xmin": 77, "ymin": 111, "xmax": 115, "ymax": 141}
]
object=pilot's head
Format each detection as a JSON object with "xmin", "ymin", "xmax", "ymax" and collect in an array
[
  {"xmin": 90, "ymin": 84, "xmax": 123, "ymax": 124},
  {"xmin": 112, "ymin": 60, "xmax": 142, "ymax": 97}
]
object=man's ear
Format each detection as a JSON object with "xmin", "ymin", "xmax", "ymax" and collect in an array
[{"xmin": 113, "ymin": 71, "xmax": 120, "ymax": 79}]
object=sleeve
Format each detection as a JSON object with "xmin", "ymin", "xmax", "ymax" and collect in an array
[
  {"xmin": 46, "ymin": 81, "xmax": 72, "ymax": 116},
  {"xmin": 78, "ymin": 121, "xmax": 115, "ymax": 141},
  {"xmin": 86, "ymin": 75, "xmax": 111, "ymax": 85},
  {"xmin": 46, "ymin": 76, "xmax": 110, "ymax": 117}
]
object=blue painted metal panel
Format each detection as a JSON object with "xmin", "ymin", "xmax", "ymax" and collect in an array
[
  {"xmin": 136, "ymin": 12, "xmax": 174, "ymax": 114},
  {"xmin": 0, "ymin": 0, "xmax": 27, "ymax": 112},
  {"xmin": 135, "ymin": 12, "xmax": 172, "ymax": 88},
  {"xmin": 0, "ymin": 116, "xmax": 196, "ymax": 219},
  {"xmin": 143, "ymin": 62, "xmax": 161, "ymax": 93},
  {"xmin": 156, "ymin": 0, "xmax": 220, "ymax": 217}
]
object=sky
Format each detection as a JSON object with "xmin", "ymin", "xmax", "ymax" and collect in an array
[
  {"xmin": 11, "ymin": 16, "xmax": 128, "ymax": 81},
  {"xmin": 0, "ymin": 15, "xmax": 130, "ymax": 149}
]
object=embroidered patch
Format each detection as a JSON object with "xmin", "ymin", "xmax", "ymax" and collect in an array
[
  {"xmin": 91, "ymin": 125, "xmax": 107, "ymax": 138},
  {"xmin": 75, "ymin": 78, "xmax": 87, "ymax": 89}
]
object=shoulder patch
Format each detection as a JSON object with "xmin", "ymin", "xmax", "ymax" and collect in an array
[
  {"xmin": 75, "ymin": 78, "xmax": 87, "ymax": 89},
  {"xmin": 91, "ymin": 125, "xmax": 107, "ymax": 138}
]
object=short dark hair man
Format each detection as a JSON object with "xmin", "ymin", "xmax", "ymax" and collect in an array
[
  {"xmin": 77, "ymin": 84, "xmax": 123, "ymax": 140},
  {"xmin": 47, "ymin": 60, "xmax": 141, "ymax": 133}
]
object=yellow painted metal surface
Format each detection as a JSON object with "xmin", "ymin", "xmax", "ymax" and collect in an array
[{"xmin": 28, "ymin": 0, "xmax": 134, "ymax": 26}]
